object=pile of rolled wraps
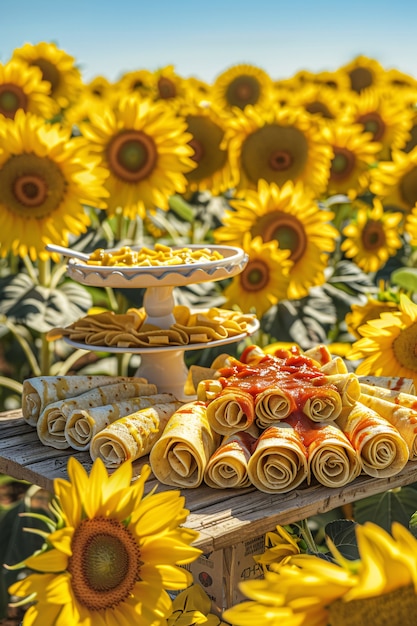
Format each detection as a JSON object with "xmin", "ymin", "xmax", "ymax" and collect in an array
[{"xmin": 21, "ymin": 343, "xmax": 417, "ymax": 494}]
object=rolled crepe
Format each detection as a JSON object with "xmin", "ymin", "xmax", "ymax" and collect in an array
[
  {"xmin": 287, "ymin": 413, "xmax": 361, "ymax": 488},
  {"xmin": 254, "ymin": 386, "xmax": 297, "ymax": 428},
  {"xmin": 204, "ymin": 431, "xmax": 257, "ymax": 489},
  {"xmin": 336, "ymin": 401, "xmax": 409, "ymax": 478},
  {"xmin": 149, "ymin": 401, "xmax": 221, "ymax": 488},
  {"xmin": 89, "ymin": 400, "xmax": 183, "ymax": 467},
  {"xmin": 37, "ymin": 381, "xmax": 158, "ymax": 449},
  {"xmin": 206, "ymin": 388, "xmax": 255, "ymax": 435},
  {"xmin": 247, "ymin": 422, "xmax": 308, "ymax": 493},
  {"xmin": 358, "ymin": 392, "xmax": 417, "ymax": 460},
  {"xmin": 314, "ymin": 373, "xmax": 361, "ymax": 409},
  {"xmin": 359, "ymin": 383, "xmax": 417, "ymax": 410},
  {"xmin": 358, "ymin": 375, "xmax": 415, "ymax": 394},
  {"xmin": 65, "ymin": 392, "xmax": 176, "ymax": 451},
  {"xmin": 299, "ymin": 384, "xmax": 343, "ymax": 422},
  {"xmin": 22, "ymin": 375, "xmax": 140, "ymax": 426},
  {"xmin": 320, "ymin": 357, "xmax": 349, "ymax": 375}
]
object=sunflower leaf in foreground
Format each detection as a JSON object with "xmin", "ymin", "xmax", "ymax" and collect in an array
[{"xmin": 8, "ymin": 458, "xmax": 201, "ymax": 626}]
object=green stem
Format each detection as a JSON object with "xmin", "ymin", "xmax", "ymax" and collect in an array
[
  {"xmin": 298, "ymin": 518, "xmax": 319, "ymax": 553},
  {"xmin": 38, "ymin": 258, "xmax": 52, "ymax": 376}
]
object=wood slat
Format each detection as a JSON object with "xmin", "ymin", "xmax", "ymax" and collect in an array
[{"xmin": 1, "ymin": 410, "xmax": 417, "ymax": 553}]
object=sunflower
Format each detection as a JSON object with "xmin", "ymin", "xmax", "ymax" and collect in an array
[
  {"xmin": 341, "ymin": 86, "xmax": 414, "ymax": 161},
  {"xmin": 214, "ymin": 179, "xmax": 339, "ymax": 300},
  {"xmin": 254, "ymin": 525, "xmax": 301, "ymax": 573},
  {"xmin": 345, "ymin": 295, "xmax": 399, "ymax": 339},
  {"xmin": 339, "ymin": 55, "xmax": 387, "ymax": 94},
  {"xmin": 9, "ymin": 458, "xmax": 201, "ymax": 626},
  {"xmin": 181, "ymin": 101, "xmax": 237, "ymax": 195},
  {"xmin": 370, "ymin": 146, "xmax": 417, "ymax": 213},
  {"xmin": 79, "ymin": 94, "xmax": 196, "ymax": 219},
  {"xmin": 11, "ymin": 41, "xmax": 84, "ymax": 110},
  {"xmin": 321, "ymin": 120, "xmax": 381, "ymax": 199},
  {"xmin": 347, "ymin": 293, "xmax": 417, "ymax": 386},
  {"xmin": 221, "ymin": 233, "xmax": 292, "ymax": 317},
  {"xmin": 115, "ymin": 68, "xmax": 155, "ymax": 98},
  {"xmin": 0, "ymin": 110, "xmax": 108, "ymax": 261},
  {"xmin": 210, "ymin": 63, "xmax": 273, "ymax": 111},
  {"xmin": 223, "ymin": 521, "xmax": 417, "ymax": 626},
  {"xmin": 0, "ymin": 59, "xmax": 56, "ymax": 120},
  {"xmin": 225, "ymin": 104, "xmax": 332, "ymax": 195},
  {"xmin": 168, "ymin": 584, "xmax": 226, "ymax": 625},
  {"xmin": 290, "ymin": 83, "xmax": 343, "ymax": 121},
  {"xmin": 340, "ymin": 197, "xmax": 403, "ymax": 273},
  {"xmin": 153, "ymin": 65, "xmax": 187, "ymax": 108},
  {"xmin": 64, "ymin": 76, "xmax": 116, "ymax": 127}
]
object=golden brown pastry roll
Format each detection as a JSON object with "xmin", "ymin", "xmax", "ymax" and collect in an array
[
  {"xmin": 247, "ymin": 422, "xmax": 308, "ymax": 493},
  {"xmin": 89, "ymin": 400, "xmax": 183, "ymax": 467},
  {"xmin": 254, "ymin": 386, "xmax": 297, "ymax": 428},
  {"xmin": 336, "ymin": 401, "xmax": 409, "ymax": 478},
  {"xmin": 204, "ymin": 431, "xmax": 257, "ymax": 489},
  {"xmin": 149, "ymin": 401, "xmax": 221, "ymax": 488},
  {"xmin": 206, "ymin": 388, "xmax": 256, "ymax": 435}
]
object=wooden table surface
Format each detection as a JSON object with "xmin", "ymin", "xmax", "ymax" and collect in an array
[{"xmin": 2, "ymin": 409, "xmax": 417, "ymax": 553}]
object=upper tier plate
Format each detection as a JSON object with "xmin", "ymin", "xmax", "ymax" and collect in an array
[{"xmin": 66, "ymin": 244, "xmax": 248, "ymax": 288}]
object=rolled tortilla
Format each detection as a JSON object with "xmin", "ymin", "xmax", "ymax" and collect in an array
[
  {"xmin": 65, "ymin": 392, "xmax": 176, "ymax": 451},
  {"xmin": 89, "ymin": 400, "xmax": 183, "ymax": 467},
  {"xmin": 254, "ymin": 386, "xmax": 297, "ymax": 428},
  {"xmin": 149, "ymin": 401, "xmax": 221, "ymax": 488},
  {"xmin": 314, "ymin": 373, "xmax": 361, "ymax": 409},
  {"xmin": 287, "ymin": 413, "xmax": 361, "ymax": 488},
  {"xmin": 336, "ymin": 401, "xmax": 409, "ymax": 478},
  {"xmin": 22, "ymin": 375, "xmax": 140, "ymax": 426},
  {"xmin": 300, "ymin": 384, "xmax": 343, "ymax": 422},
  {"xmin": 37, "ymin": 381, "xmax": 158, "ymax": 449},
  {"xmin": 206, "ymin": 388, "xmax": 255, "ymax": 435},
  {"xmin": 358, "ymin": 375, "xmax": 415, "ymax": 394},
  {"xmin": 204, "ymin": 431, "xmax": 257, "ymax": 489},
  {"xmin": 247, "ymin": 422, "xmax": 308, "ymax": 493},
  {"xmin": 359, "ymin": 382, "xmax": 417, "ymax": 410},
  {"xmin": 320, "ymin": 357, "xmax": 349, "ymax": 375},
  {"xmin": 358, "ymin": 392, "xmax": 417, "ymax": 460}
]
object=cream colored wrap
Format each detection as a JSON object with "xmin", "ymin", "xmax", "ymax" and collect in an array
[
  {"xmin": 65, "ymin": 392, "xmax": 175, "ymax": 451},
  {"xmin": 36, "ymin": 381, "xmax": 157, "ymax": 449},
  {"xmin": 89, "ymin": 400, "xmax": 183, "ymax": 467},
  {"xmin": 149, "ymin": 401, "xmax": 221, "ymax": 488},
  {"xmin": 254, "ymin": 386, "xmax": 296, "ymax": 428},
  {"xmin": 247, "ymin": 422, "xmax": 308, "ymax": 493},
  {"xmin": 336, "ymin": 401, "xmax": 409, "ymax": 478},
  {"xmin": 205, "ymin": 388, "xmax": 255, "ymax": 435},
  {"xmin": 22, "ymin": 375, "xmax": 137, "ymax": 426},
  {"xmin": 204, "ymin": 431, "xmax": 257, "ymax": 489}
]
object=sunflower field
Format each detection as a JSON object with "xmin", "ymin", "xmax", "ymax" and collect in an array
[{"xmin": 2, "ymin": 41, "xmax": 417, "ymax": 625}]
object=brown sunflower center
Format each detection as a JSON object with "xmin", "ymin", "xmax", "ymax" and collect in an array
[
  {"xmin": 240, "ymin": 259, "xmax": 270, "ymax": 292},
  {"xmin": 356, "ymin": 112, "xmax": 385, "ymax": 142},
  {"xmin": 305, "ymin": 101, "xmax": 334, "ymax": 119},
  {"xmin": 241, "ymin": 124, "xmax": 308, "ymax": 186},
  {"xmin": 361, "ymin": 219, "xmax": 386, "ymax": 250},
  {"xmin": 253, "ymin": 211, "xmax": 307, "ymax": 264},
  {"xmin": 31, "ymin": 58, "xmax": 60, "ymax": 93},
  {"xmin": 400, "ymin": 165, "xmax": 417, "ymax": 210},
  {"xmin": 107, "ymin": 130, "xmax": 157, "ymax": 183},
  {"xmin": 186, "ymin": 115, "xmax": 227, "ymax": 181},
  {"xmin": 157, "ymin": 76, "xmax": 177, "ymax": 99},
  {"xmin": 349, "ymin": 67, "xmax": 374, "ymax": 93},
  {"xmin": 392, "ymin": 322, "xmax": 417, "ymax": 371},
  {"xmin": 225, "ymin": 75, "xmax": 261, "ymax": 109},
  {"xmin": 330, "ymin": 147, "xmax": 356, "ymax": 180},
  {"xmin": 68, "ymin": 516, "xmax": 142, "ymax": 611},
  {"xmin": 0, "ymin": 153, "xmax": 66, "ymax": 218},
  {"xmin": 0, "ymin": 84, "xmax": 28, "ymax": 118}
]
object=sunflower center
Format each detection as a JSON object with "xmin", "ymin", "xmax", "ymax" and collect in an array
[
  {"xmin": 361, "ymin": 219, "xmax": 386, "ymax": 250},
  {"xmin": 226, "ymin": 75, "xmax": 261, "ymax": 109},
  {"xmin": 392, "ymin": 322, "xmax": 417, "ymax": 371},
  {"xmin": 356, "ymin": 112, "xmax": 385, "ymax": 141},
  {"xmin": 330, "ymin": 147, "xmax": 356, "ymax": 180},
  {"xmin": 400, "ymin": 165, "xmax": 417, "ymax": 210},
  {"xmin": 0, "ymin": 153, "xmax": 66, "ymax": 218},
  {"xmin": 0, "ymin": 84, "xmax": 28, "ymax": 118},
  {"xmin": 189, "ymin": 138, "xmax": 205, "ymax": 163},
  {"xmin": 107, "ymin": 130, "xmax": 157, "ymax": 182},
  {"xmin": 158, "ymin": 77, "xmax": 177, "ymax": 99},
  {"xmin": 253, "ymin": 211, "xmax": 307, "ymax": 264},
  {"xmin": 240, "ymin": 260, "xmax": 270, "ymax": 292},
  {"xmin": 241, "ymin": 124, "xmax": 308, "ymax": 186},
  {"xmin": 31, "ymin": 58, "xmax": 60, "ymax": 93},
  {"xmin": 349, "ymin": 67, "xmax": 374, "ymax": 93},
  {"xmin": 185, "ymin": 115, "xmax": 227, "ymax": 181},
  {"xmin": 305, "ymin": 101, "xmax": 334, "ymax": 119},
  {"xmin": 68, "ymin": 516, "xmax": 142, "ymax": 611}
]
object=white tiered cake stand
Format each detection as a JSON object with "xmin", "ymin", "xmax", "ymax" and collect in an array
[{"xmin": 65, "ymin": 245, "xmax": 259, "ymax": 400}]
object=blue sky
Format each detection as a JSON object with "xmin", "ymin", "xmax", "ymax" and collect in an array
[{"xmin": 2, "ymin": 0, "xmax": 417, "ymax": 84}]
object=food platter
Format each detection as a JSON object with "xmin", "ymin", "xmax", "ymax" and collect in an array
[{"xmin": 66, "ymin": 244, "xmax": 248, "ymax": 288}]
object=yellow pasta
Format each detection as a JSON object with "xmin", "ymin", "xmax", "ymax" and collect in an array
[{"xmin": 86, "ymin": 243, "xmax": 224, "ymax": 267}]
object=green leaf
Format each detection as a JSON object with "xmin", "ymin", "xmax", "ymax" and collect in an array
[
  {"xmin": 325, "ymin": 519, "xmax": 359, "ymax": 561},
  {"xmin": 390, "ymin": 267, "xmax": 417, "ymax": 293},
  {"xmin": 353, "ymin": 486, "xmax": 417, "ymax": 532}
]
